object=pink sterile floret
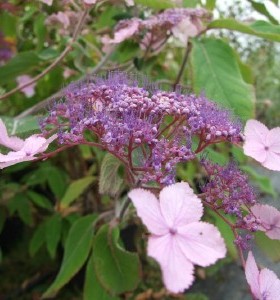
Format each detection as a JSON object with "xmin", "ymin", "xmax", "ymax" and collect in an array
[
  {"xmin": 251, "ymin": 204, "xmax": 280, "ymax": 240},
  {"xmin": 128, "ymin": 182, "xmax": 226, "ymax": 293},
  {"xmin": 245, "ymin": 251, "xmax": 280, "ymax": 300},
  {"xmin": 0, "ymin": 119, "xmax": 57, "ymax": 169},
  {"xmin": 16, "ymin": 75, "xmax": 36, "ymax": 98},
  {"xmin": 243, "ymin": 120, "xmax": 280, "ymax": 171}
]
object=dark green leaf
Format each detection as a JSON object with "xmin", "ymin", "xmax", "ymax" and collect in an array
[
  {"xmin": 60, "ymin": 176, "xmax": 95, "ymax": 208},
  {"xmin": 190, "ymin": 38, "xmax": 254, "ymax": 120},
  {"xmin": 27, "ymin": 191, "xmax": 53, "ymax": 210},
  {"xmin": 0, "ymin": 51, "xmax": 41, "ymax": 85},
  {"xmin": 99, "ymin": 153, "xmax": 123, "ymax": 196},
  {"xmin": 47, "ymin": 167, "xmax": 67, "ymax": 199},
  {"xmin": 92, "ymin": 224, "xmax": 141, "ymax": 295},
  {"xmin": 29, "ymin": 222, "xmax": 46, "ymax": 256},
  {"xmin": 34, "ymin": 14, "xmax": 47, "ymax": 50},
  {"xmin": 84, "ymin": 255, "xmax": 120, "ymax": 300},
  {"xmin": 42, "ymin": 214, "xmax": 97, "ymax": 298},
  {"xmin": 45, "ymin": 214, "xmax": 62, "ymax": 259},
  {"xmin": 8, "ymin": 194, "xmax": 33, "ymax": 225},
  {"xmin": 0, "ymin": 208, "xmax": 6, "ymax": 234}
]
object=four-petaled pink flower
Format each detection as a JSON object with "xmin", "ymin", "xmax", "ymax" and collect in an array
[
  {"xmin": 245, "ymin": 251, "xmax": 280, "ymax": 300},
  {"xmin": 243, "ymin": 120, "xmax": 280, "ymax": 171},
  {"xmin": 128, "ymin": 182, "xmax": 226, "ymax": 293},
  {"xmin": 0, "ymin": 119, "xmax": 57, "ymax": 169},
  {"xmin": 251, "ymin": 204, "xmax": 280, "ymax": 240}
]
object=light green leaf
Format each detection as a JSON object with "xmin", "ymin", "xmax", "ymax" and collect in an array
[
  {"xmin": 134, "ymin": 0, "xmax": 175, "ymax": 9},
  {"xmin": 205, "ymin": 0, "xmax": 216, "ymax": 10},
  {"xmin": 84, "ymin": 255, "xmax": 120, "ymax": 300},
  {"xmin": 190, "ymin": 38, "xmax": 254, "ymax": 120},
  {"xmin": 0, "ymin": 51, "xmax": 41, "ymax": 85},
  {"xmin": 248, "ymin": 0, "xmax": 278, "ymax": 25},
  {"xmin": 0, "ymin": 116, "xmax": 40, "ymax": 136},
  {"xmin": 42, "ymin": 214, "xmax": 97, "ymax": 298},
  {"xmin": 183, "ymin": 0, "xmax": 199, "ymax": 7},
  {"xmin": 92, "ymin": 224, "xmax": 141, "ymax": 295},
  {"xmin": 99, "ymin": 154, "xmax": 123, "ymax": 197},
  {"xmin": 38, "ymin": 48, "xmax": 60, "ymax": 60},
  {"xmin": 208, "ymin": 19, "xmax": 280, "ymax": 42},
  {"xmin": 60, "ymin": 176, "xmax": 95, "ymax": 208},
  {"xmin": 34, "ymin": 14, "xmax": 47, "ymax": 50},
  {"xmin": 255, "ymin": 231, "xmax": 280, "ymax": 262},
  {"xmin": 45, "ymin": 214, "xmax": 62, "ymax": 259}
]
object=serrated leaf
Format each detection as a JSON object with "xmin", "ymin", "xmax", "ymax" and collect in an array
[
  {"xmin": 92, "ymin": 224, "xmax": 141, "ymax": 295},
  {"xmin": 27, "ymin": 191, "xmax": 53, "ymax": 211},
  {"xmin": 208, "ymin": 19, "xmax": 280, "ymax": 42},
  {"xmin": 190, "ymin": 38, "xmax": 254, "ymax": 120},
  {"xmin": 42, "ymin": 214, "xmax": 97, "ymax": 298},
  {"xmin": 45, "ymin": 214, "xmax": 62, "ymax": 259},
  {"xmin": 84, "ymin": 255, "xmax": 120, "ymax": 300},
  {"xmin": 60, "ymin": 176, "xmax": 95, "ymax": 208},
  {"xmin": 255, "ymin": 231, "xmax": 280, "ymax": 262},
  {"xmin": 99, "ymin": 154, "xmax": 123, "ymax": 196},
  {"xmin": 29, "ymin": 222, "xmax": 46, "ymax": 256}
]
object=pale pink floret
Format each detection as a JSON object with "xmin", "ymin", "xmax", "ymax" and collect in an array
[
  {"xmin": 251, "ymin": 204, "xmax": 280, "ymax": 240},
  {"xmin": 243, "ymin": 120, "xmax": 280, "ymax": 171},
  {"xmin": 245, "ymin": 251, "xmax": 280, "ymax": 300},
  {"xmin": 16, "ymin": 75, "xmax": 36, "ymax": 98},
  {"xmin": 128, "ymin": 182, "xmax": 226, "ymax": 293},
  {"xmin": 0, "ymin": 119, "xmax": 24, "ymax": 151},
  {"xmin": 0, "ymin": 134, "xmax": 57, "ymax": 169}
]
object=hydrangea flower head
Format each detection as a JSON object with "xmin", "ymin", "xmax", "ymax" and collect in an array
[
  {"xmin": 243, "ymin": 120, "xmax": 280, "ymax": 171},
  {"xmin": 245, "ymin": 251, "xmax": 280, "ymax": 300},
  {"xmin": 128, "ymin": 182, "xmax": 226, "ymax": 293}
]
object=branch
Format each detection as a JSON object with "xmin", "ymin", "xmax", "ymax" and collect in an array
[
  {"xmin": 0, "ymin": 9, "xmax": 89, "ymax": 101},
  {"xmin": 15, "ymin": 46, "xmax": 115, "ymax": 119},
  {"xmin": 173, "ymin": 41, "xmax": 192, "ymax": 91}
]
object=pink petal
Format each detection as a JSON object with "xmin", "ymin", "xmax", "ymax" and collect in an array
[
  {"xmin": 251, "ymin": 205, "xmax": 280, "ymax": 240},
  {"xmin": 22, "ymin": 134, "xmax": 56, "ymax": 155},
  {"xmin": 245, "ymin": 251, "xmax": 261, "ymax": 299},
  {"xmin": 0, "ymin": 151, "xmax": 35, "ymax": 169},
  {"xmin": 244, "ymin": 120, "xmax": 269, "ymax": 144},
  {"xmin": 148, "ymin": 234, "xmax": 194, "ymax": 293},
  {"xmin": 0, "ymin": 119, "xmax": 24, "ymax": 151},
  {"xmin": 243, "ymin": 140, "xmax": 267, "ymax": 163},
  {"xmin": 267, "ymin": 127, "xmax": 280, "ymax": 153},
  {"xmin": 259, "ymin": 268, "xmax": 280, "ymax": 300},
  {"xmin": 177, "ymin": 221, "xmax": 226, "ymax": 267},
  {"xmin": 263, "ymin": 151, "xmax": 280, "ymax": 171},
  {"xmin": 171, "ymin": 17, "xmax": 198, "ymax": 45},
  {"xmin": 159, "ymin": 182, "xmax": 203, "ymax": 228},
  {"xmin": 128, "ymin": 189, "xmax": 168, "ymax": 235},
  {"xmin": 106, "ymin": 19, "xmax": 139, "ymax": 44},
  {"xmin": 16, "ymin": 75, "xmax": 36, "ymax": 98}
]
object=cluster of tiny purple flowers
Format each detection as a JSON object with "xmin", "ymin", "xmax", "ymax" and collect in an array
[{"xmin": 41, "ymin": 72, "xmax": 243, "ymax": 185}]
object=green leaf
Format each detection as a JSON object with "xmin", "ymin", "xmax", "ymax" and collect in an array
[
  {"xmin": 45, "ymin": 214, "xmax": 62, "ymax": 259},
  {"xmin": 99, "ymin": 154, "xmax": 123, "ymax": 197},
  {"xmin": 84, "ymin": 255, "xmax": 120, "ymax": 300},
  {"xmin": 0, "ymin": 11, "xmax": 17, "ymax": 37},
  {"xmin": 42, "ymin": 214, "xmax": 97, "ymax": 298},
  {"xmin": 38, "ymin": 48, "xmax": 60, "ymax": 60},
  {"xmin": 0, "ymin": 208, "xmax": 6, "ymax": 234},
  {"xmin": 183, "ymin": 0, "xmax": 199, "ymax": 7},
  {"xmin": 34, "ymin": 14, "xmax": 47, "ymax": 50},
  {"xmin": 0, "ymin": 116, "xmax": 40, "ymax": 136},
  {"xmin": 29, "ymin": 222, "xmax": 46, "ymax": 256},
  {"xmin": 60, "ymin": 176, "xmax": 95, "ymax": 208},
  {"xmin": 190, "ymin": 38, "xmax": 254, "ymax": 120},
  {"xmin": 208, "ymin": 19, "xmax": 280, "ymax": 42},
  {"xmin": 205, "ymin": 0, "xmax": 216, "ymax": 10},
  {"xmin": 27, "ymin": 191, "xmax": 53, "ymax": 211},
  {"xmin": 184, "ymin": 293, "xmax": 209, "ymax": 300},
  {"xmin": 241, "ymin": 165, "xmax": 277, "ymax": 197},
  {"xmin": 248, "ymin": 0, "xmax": 278, "ymax": 25},
  {"xmin": 8, "ymin": 194, "xmax": 33, "ymax": 225},
  {"xmin": 47, "ymin": 167, "xmax": 68, "ymax": 199},
  {"xmin": 92, "ymin": 224, "xmax": 141, "ymax": 295},
  {"xmin": 134, "ymin": 0, "xmax": 175, "ymax": 9},
  {"xmin": 255, "ymin": 231, "xmax": 280, "ymax": 261},
  {"xmin": 0, "ymin": 51, "xmax": 41, "ymax": 85}
]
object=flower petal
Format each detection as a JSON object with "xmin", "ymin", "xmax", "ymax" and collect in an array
[
  {"xmin": 245, "ymin": 251, "xmax": 261, "ymax": 300},
  {"xmin": 128, "ymin": 189, "xmax": 168, "ymax": 235},
  {"xmin": 244, "ymin": 120, "xmax": 269, "ymax": 144},
  {"xmin": 251, "ymin": 205, "xmax": 280, "ymax": 240},
  {"xmin": 0, "ymin": 151, "xmax": 34, "ymax": 169},
  {"xmin": 263, "ymin": 151, "xmax": 280, "ymax": 171},
  {"xmin": 267, "ymin": 127, "xmax": 280, "ymax": 153},
  {"xmin": 159, "ymin": 182, "xmax": 203, "ymax": 228},
  {"xmin": 148, "ymin": 234, "xmax": 194, "ymax": 293},
  {"xmin": 0, "ymin": 119, "xmax": 24, "ymax": 151},
  {"xmin": 243, "ymin": 140, "xmax": 267, "ymax": 163},
  {"xmin": 259, "ymin": 268, "xmax": 280, "ymax": 300},
  {"xmin": 177, "ymin": 221, "xmax": 226, "ymax": 267}
]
